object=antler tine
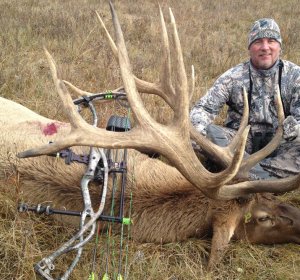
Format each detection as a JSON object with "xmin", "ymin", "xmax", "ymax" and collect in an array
[
  {"xmin": 189, "ymin": 88, "xmax": 250, "ymax": 168},
  {"xmin": 62, "ymin": 80, "xmax": 124, "ymax": 100},
  {"xmin": 218, "ymin": 172, "xmax": 300, "ymax": 200},
  {"xmin": 62, "ymin": 80, "xmax": 121, "ymax": 98},
  {"xmin": 95, "ymin": 10, "xmax": 118, "ymax": 58},
  {"xmin": 189, "ymin": 65, "xmax": 195, "ymax": 103},
  {"xmin": 158, "ymin": 5, "xmax": 174, "ymax": 98},
  {"xmin": 168, "ymin": 8, "xmax": 189, "ymax": 131},
  {"xmin": 239, "ymin": 85, "xmax": 284, "ymax": 176},
  {"xmin": 96, "ymin": 8, "xmax": 173, "ymax": 107},
  {"xmin": 109, "ymin": 1, "xmax": 153, "ymax": 127},
  {"xmin": 44, "ymin": 48, "xmax": 86, "ymax": 129},
  {"xmin": 63, "ymin": 80, "xmax": 95, "ymax": 97},
  {"xmin": 227, "ymin": 87, "xmax": 249, "ymax": 151},
  {"xmin": 18, "ymin": 48, "xmax": 138, "ymax": 158}
]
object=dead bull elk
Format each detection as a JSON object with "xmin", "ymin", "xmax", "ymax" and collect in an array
[{"xmin": 2, "ymin": 3, "xmax": 300, "ymax": 270}]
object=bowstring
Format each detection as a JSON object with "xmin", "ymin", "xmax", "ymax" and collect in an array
[{"xmin": 122, "ymin": 108, "xmax": 133, "ymax": 280}]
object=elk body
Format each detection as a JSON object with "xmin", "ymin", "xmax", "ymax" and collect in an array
[
  {"xmin": 1, "ymin": 98, "xmax": 300, "ymax": 269},
  {"xmin": 1, "ymin": 3, "xmax": 300, "ymax": 270}
]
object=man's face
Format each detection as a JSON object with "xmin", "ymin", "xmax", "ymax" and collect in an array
[{"xmin": 249, "ymin": 38, "xmax": 281, "ymax": 70}]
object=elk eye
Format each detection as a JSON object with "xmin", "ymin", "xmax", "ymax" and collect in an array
[{"xmin": 258, "ymin": 216, "xmax": 270, "ymax": 222}]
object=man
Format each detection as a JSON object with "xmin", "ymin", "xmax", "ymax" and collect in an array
[{"xmin": 190, "ymin": 18, "xmax": 300, "ymax": 178}]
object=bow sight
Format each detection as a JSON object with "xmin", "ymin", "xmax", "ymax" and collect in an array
[{"xmin": 18, "ymin": 90, "xmax": 132, "ymax": 280}]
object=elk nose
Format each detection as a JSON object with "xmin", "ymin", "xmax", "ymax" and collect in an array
[
  {"xmin": 295, "ymin": 218, "xmax": 300, "ymax": 239},
  {"xmin": 291, "ymin": 232, "xmax": 300, "ymax": 244}
]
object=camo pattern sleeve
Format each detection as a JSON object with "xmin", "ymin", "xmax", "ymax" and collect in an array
[
  {"xmin": 281, "ymin": 60, "xmax": 300, "ymax": 123},
  {"xmin": 190, "ymin": 63, "xmax": 248, "ymax": 135}
]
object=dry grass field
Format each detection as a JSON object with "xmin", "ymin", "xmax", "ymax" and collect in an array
[{"xmin": 0, "ymin": 0, "xmax": 300, "ymax": 279}]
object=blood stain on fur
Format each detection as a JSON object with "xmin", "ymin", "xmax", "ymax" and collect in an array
[{"xmin": 42, "ymin": 123, "xmax": 58, "ymax": 136}]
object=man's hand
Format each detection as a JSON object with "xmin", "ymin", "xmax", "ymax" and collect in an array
[{"xmin": 283, "ymin": 116, "xmax": 300, "ymax": 141}]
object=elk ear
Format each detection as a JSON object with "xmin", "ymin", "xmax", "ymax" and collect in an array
[{"xmin": 208, "ymin": 213, "xmax": 239, "ymax": 270}]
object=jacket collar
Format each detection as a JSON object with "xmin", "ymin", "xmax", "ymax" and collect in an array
[{"xmin": 249, "ymin": 59, "xmax": 279, "ymax": 77}]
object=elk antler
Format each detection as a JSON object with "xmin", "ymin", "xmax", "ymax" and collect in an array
[
  {"xmin": 66, "ymin": 4, "xmax": 287, "ymax": 173},
  {"xmin": 94, "ymin": 6, "xmax": 255, "ymax": 168},
  {"xmin": 18, "ymin": 3, "xmax": 300, "ymax": 200},
  {"xmin": 96, "ymin": 9, "xmax": 288, "ymax": 178},
  {"xmin": 68, "ymin": 6, "xmax": 251, "ymax": 169},
  {"xmin": 18, "ymin": 3, "xmax": 248, "ymax": 200}
]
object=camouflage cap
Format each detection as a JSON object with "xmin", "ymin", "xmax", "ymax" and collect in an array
[{"xmin": 248, "ymin": 18, "xmax": 282, "ymax": 48}]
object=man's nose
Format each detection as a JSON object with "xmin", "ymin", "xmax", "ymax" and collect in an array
[{"xmin": 260, "ymin": 41, "xmax": 270, "ymax": 50}]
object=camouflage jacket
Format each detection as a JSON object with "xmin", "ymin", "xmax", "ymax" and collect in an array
[{"xmin": 190, "ymin": 59, "xmax": 300, "ymax": 136}]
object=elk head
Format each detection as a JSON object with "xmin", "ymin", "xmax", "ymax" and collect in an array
[
  {"xmin": 234, "ymin": 194, "xmax": 300, "ymax": 244},
  {"xmin": 17, "ymin": 1, "xmax": 300, "ymax": 268}
]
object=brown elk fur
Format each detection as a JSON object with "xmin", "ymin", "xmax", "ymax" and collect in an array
[{"xmin": 1, "ymin": 97, "xmax": 300, "ymax": 268}]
